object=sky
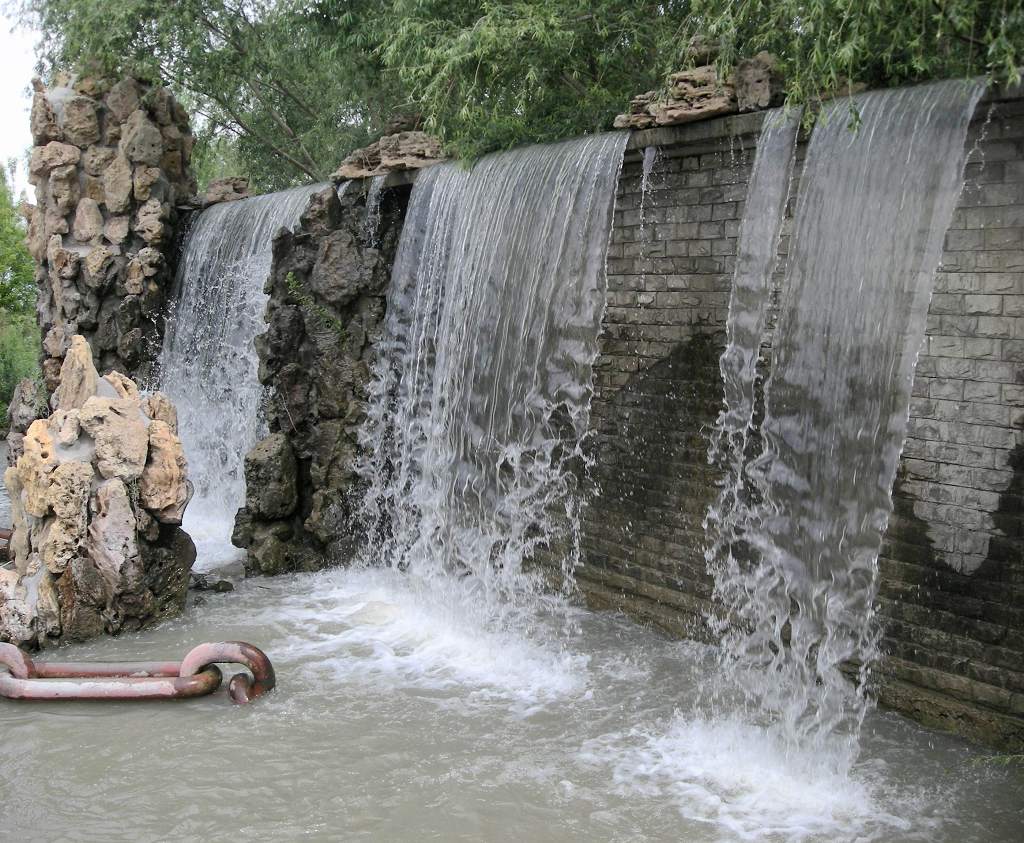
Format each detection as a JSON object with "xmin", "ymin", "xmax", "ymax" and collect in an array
[{"xmin": 0, "ymin": 12, "xmax": 40, "ymax": 200}]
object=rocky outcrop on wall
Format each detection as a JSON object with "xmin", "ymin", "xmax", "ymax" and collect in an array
[
  {"xmin": 24, "ymin": 74, "xmax": 197, "ymax": 398},
  {"xmin": 0, "ymin": 336, "xmax": 194, "ymax": 649},
  {"xmin": 613, "ymin": 54, "xmax": 783, "ymax": 129},
  {"xmin": 332, "ymin": 131, "xmax": 446, "ymax": 179},
  {"xmin": 231, "ymin": 181, "xmax": 409, "ymax": 574}
]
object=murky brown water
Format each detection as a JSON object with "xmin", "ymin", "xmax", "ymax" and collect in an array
[{"xmin": 1, "ymin": 566, "xmax": 1021, "ymax": 843}]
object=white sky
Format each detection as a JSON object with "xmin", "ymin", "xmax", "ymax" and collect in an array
[{"xmin": 0, "ymin": 12, "xmax": 39, "ymax": 201}]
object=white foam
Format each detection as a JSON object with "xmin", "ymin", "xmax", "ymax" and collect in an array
[{"xmin": 579, "ymin": 714, "xmax": 946, "ymax": 842}]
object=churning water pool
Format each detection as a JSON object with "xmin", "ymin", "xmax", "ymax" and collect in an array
[{"xmin": 1, "ymin": 566, "xmax": 1020, "ymax": 842}]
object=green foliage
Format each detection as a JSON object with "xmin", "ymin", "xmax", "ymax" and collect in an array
[
  {"xmin": 0, "ymin": 313, "xmax": 40, "ymax": 418},
  {"xmin": 286, "ymin": 271, "xmax": 346, "ymax": 341},
  {"xmin": 375, "ymin": 1, "xmax": 686, "ymax": 158},
  {"xmin": 11, "ymin": 0, "xmax": 400, "ymax": 190},
  {"xmin": 684, "ymin": 1, "xmax": 1023, "ymax": 108},
  {"xmin": 0, "ymin": 165, "xmax": 34, "ymax": 313},
  {"xmin": 9, "ymin": 0, "xmax": 1024, "ymax": 184}
]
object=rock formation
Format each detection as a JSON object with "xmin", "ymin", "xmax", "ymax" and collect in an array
[
  {"xmin": 203, "ymin": 176, "xmax": 250, "ymax": 206},
  {"xmin": 332, "ymin": 131, "xmax": 446, "ymax": 180},
  {"xmin": 24, "ymin": 74, "xmax": 197, "ymax": 399},
  {"xmin": 0, "ymin": 336, "xmax": 195, "ymax": 649},
  {"xmin": 613, "ymin": 54, "xmax": 783, "ymax": 129},
  {"xmin": 232, "ymin": 183, "xmax": 407, "ymax": 574}
]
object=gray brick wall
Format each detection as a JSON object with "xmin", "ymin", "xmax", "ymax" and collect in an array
[{"xmin": 576, "ymin": 91, "xmax": 1024, "ymax": 749}]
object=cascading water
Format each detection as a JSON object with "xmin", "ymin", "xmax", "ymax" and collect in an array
[
  {"xmin": 357, "ymin": 133, "xmax": 626, "ymax": 627},
  {"xmin": 159, "ymin": 184, "xmax": 323, "ymax": 561},
  {"xmin": 706, "ymin": 80, "xmax": 986, "ymax": 762}
]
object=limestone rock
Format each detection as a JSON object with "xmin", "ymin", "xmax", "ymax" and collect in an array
[
  {"xmin": 41, "ymin": 461, "xmax": 93, "ymax": 574},
  {"xmin": 139, "ymin": 421, "xmax": 190, "ymax": 524},
  {"xmin": 72, "ymin": 198, "xmax": 104, "ymax": 243},
  {"xmin": 103, "ymin": 153, "xmax": 134, "ymax": 214},
  {"xmin": 18, "ymin": 419, "xmax": 58, "ymax": 518},
  {"xmin": 103, "ymin": 371, "xmax": 140, "ymax": 401},
  {"xmin": 29, "ymin": 142, "xmax": 80, "ymax": 183},
  {"xmin": 144, "ymin": 391, "xmax": 178, "ymax": 433},
  {"xmin": 30, "ymin": 89, "xmax": 61, "ymax": 144},
  {"xmin": 53, "ymin": 335, "xmax": 100, "ymax": 411},
  {"xmin": 244, "ymin": 432, "xmax": 298, "ymax": 519},
  {"xmin": 332, "ymin": 131, "xmax": 446, "ymax": 180},
  {"xmin": 48, "ymin": 164, "xmax": 80, "ymax": 214},
  {"xmin": 62, "ymin": 95, "xmax": 101, "ymax": 146},
  {"xmin": 310, "ymin": 228, "xmax": 373, "ymax": 308},
  {"xmin": 82, "ymin": 144, "xmax": 117, "ymax": 177},
  {"xmin": 103, "ymin": 215, "xmax": 130, "ymax": 245},
  {"xmin": 79, "ymin": 395, "xmax": 149, "ymax": 481},
  {"xmin": 7, "ymin": 378, "xmax": 45, "ymax": 435},
  {"xmin": 86, "ymin": 478, "xmax": 139, "ymax": 586},
  {"xmin": 736, "ymin": 52, "xmax": 784, "ymax": 112},
  {"xmin": 613, "ymin": 65, "xmax": 737, "ymax": 129},
  {"xmin": 104, "ymin": 78, "xmax": 141, "ymax": 124},
  {"xmin": 204, "ymin": 176, "xmax": 250, "ymax": 206},
  {"xmin": 121, "ymin": 109, "xmax": 164, "ymax": 166},
  {"xmin": 134, "ymin": 198, "xmax": 167, "ymax": 244}
]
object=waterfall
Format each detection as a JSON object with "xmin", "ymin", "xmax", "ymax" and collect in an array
[
  {"xmin": 357, "ymin": 133, "xmax": 626, "ymax": 625},
  {"xmin": 159, "ymin": 184, "xmax": 323, "ymax": 557},
  {"xmin": 708, "ymin": 80, "xmax": 985, "ymax": 761}
]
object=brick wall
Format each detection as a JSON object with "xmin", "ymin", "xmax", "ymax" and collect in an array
[{"xmin": 576, "ymin": 90, "xmax": 1024, "ymax": 749}]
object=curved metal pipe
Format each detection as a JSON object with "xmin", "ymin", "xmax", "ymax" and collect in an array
[
  {"xmin": 179, "ymin": 641, "xmax": 276, "ymax": 704},
  {"xmin": 0, "ymin": 665, "xmax": 223, "ymax": 700}
]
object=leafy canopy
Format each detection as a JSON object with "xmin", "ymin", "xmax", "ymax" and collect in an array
[
  {"xmin": 0, "ymin": 165, "xmax": 34, "ymax": 313},
  {"xmin": 8, "ymin": 0, "xmax": 1023, "ymax": 187}
]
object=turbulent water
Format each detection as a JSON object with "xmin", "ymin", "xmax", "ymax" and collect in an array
[
  {"xmin": 158, "ymin": 185, "xmax": 323, "ymax": 562},
  {"xmin": 706, "ymin": 80, "xmax": 987, "ymax": 762},
  {"xmin": 1, "ymin": 570, "xmax": 1021, "ymax": 842},
  {"xmin": 357, "ymin": 134, "xmax": 627, "ymax": 626}
]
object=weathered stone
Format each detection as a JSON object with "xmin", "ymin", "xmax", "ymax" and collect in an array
[
  {"xmin": 613, "ymin": 65, "xmax": 736, "ymax": 129},
  {"xmin": 79, "ymin": 396, "xmax": 149, "ymax": 481},
  {"xmin": 134, "ymin": 198, "xmax": 167, "ymax": 244},
  {"xmin": 204, "ymin": 176, "xmax": 249, "ymax": 206},
  {"xmin": 29, "ymin": 142, "xmax": 80, "ymax": 183},
  {"xmin": 133, "ymin": 166, "xmax": 166, "ymax": 202},
  {"xmin": 7, "ymin": 378, "xmax": 45, "ymax": 435},
  {"xmin": 146, "ymin": 86, "xmax": 174, "ymax": 126},
  {"xmin": 332, "ymin": 131, "xmax": 446, "ymax": 179},
  {"xmin": 41, "ymin": 461, "xmax": 93, "ymax": 574},
  {"xmin": 85, "ymin": 478, "xmax": 139, "ymax": 586},
  {"xmin": 82, "ymin": 145, "xmax": 117, "ymax": 177},
  {"xmin": 140, "ymin": 421, "xmax": 190, "ymax": 524},
  {"xmin": 310, "ymin": 228, "xmax": 372, "ymax": 307},
  {"xmin": 30, "ymin": 88, "xmax": 61, "ymax": 144},
  {"xmin": 102, "ymin": 371, "xmax": 141, "ymax": 402},
  {"xmin": 17, "ymin": 420, "xmax": 58, "ymax": 518},
  {"xmin": 82, "ymin": 174, "xmax": 106, "ymax": 203},
  {"xmin": 42, "ymin": 323, "xmax": 70, "ymax": 359},
  {"xmin": 104, "ymin": 78, "xmax": 141, "ymax": 123},
  {"xmin": 72, "ymin": 197, "xmax": 104, "ymax": 243},
  {"xmin": 243, "ymin": 433, "xmax": 298, "ymax": 519},
  {"xmin": 62, "ymin": 95, "xmax": 101, "ymax": 146},
  {"xmin": 144, "ymin": 391, "xmax": 178, "ymax": 433},
  {"xmin": 736, "ymin": 51, "xmax": 784, "ymax": 112},
  {"xmin": 121, "ymin": 109, "xmax": 164, "ymax": 165},
  {"xmin": 103, "ymin": 215, "xmax": 130, "ymax": 245},
  {"xmin": 103, "ymin": 153, "xmax": 134, "ymax": 214},
  {"xmin": 53, "ymin": 334, "xmax": 100, "ymax": 411},
  {"xmin": 48, "ymin": 163, "xmax": 80, "ymax": 214},
  {"xmin": 47, "ymin": 234, "xmax": 80, "ymax": 281}
]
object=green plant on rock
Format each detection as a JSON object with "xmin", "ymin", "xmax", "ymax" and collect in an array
[{"xmin": 286, "ymin": 272, "xmax": 346, "ymax": 342}]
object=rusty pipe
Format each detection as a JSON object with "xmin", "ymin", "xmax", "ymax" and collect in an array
[
  {"xmin": 179, "ymin": 641, "xmax": 276, "ymax": 704},
  {"xmin": 0, "ymin": 665, "xmax": 223, "ymax": 700}
]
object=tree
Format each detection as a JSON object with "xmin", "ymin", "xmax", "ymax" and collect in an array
[
  {"xmin": 0, "ymin": 164, "xmax": 39, "ymax": 415},
  {"xmin": 11, "ymin": 0, "xmax": 404, "ymax": 189},
  {"xmin": 0, "ymin": 164, "xmax": 34, "ymax": 313},
  {"xmin": 9, "ymin": 0, "xmax": 1023, "ymax": 186}
]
